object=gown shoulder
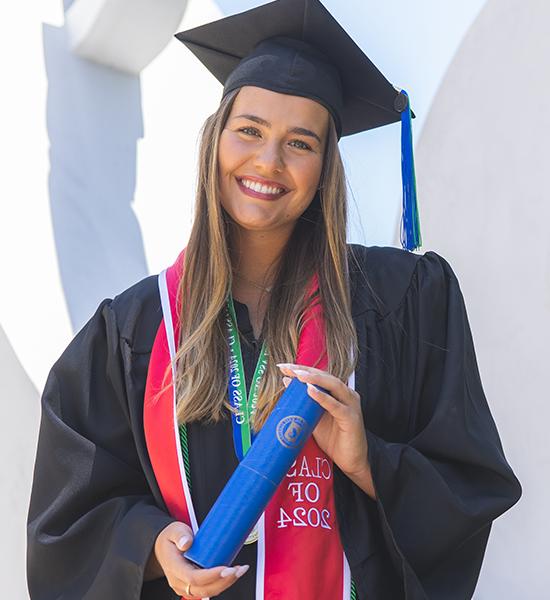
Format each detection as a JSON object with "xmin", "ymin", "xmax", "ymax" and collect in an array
[
  {"xmin": 347, "ymin": 242, "xmax": 454, "ymax": 317},
  {"xmin": 109, "ymin": 274, "xmax": 162, "ymax": 352}
]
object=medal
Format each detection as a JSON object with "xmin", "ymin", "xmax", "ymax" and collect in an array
[{"xmin": 244, "ymin": 521, "xmax": 259, "ymax": 545}]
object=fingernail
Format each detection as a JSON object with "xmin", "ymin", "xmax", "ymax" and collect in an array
[
  {"xmin": 236, "ymin": 565, "xmax": 250, "ymax": 578},
  {"xmin": 220, "ymin": 567, "xmax": 237, "ymax": 578},
  {"xmin": 282, "ymin": 376, "xmax": 292, "ymax": 387},
  {"xmin": 177, "ymin": 535, "xmax": 191, "ymax": 550},
  {"xmin": 276, "ymin": 363, "xmax": 295, "ymax": 369},
  {"xmin": 293, "ymin": 369, "xmax": 309, "ymax": 377}
]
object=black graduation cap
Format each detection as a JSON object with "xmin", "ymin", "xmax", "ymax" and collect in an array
[{"xmin": 175, "ymin": 0, "xmax": 421, "ymax": 251}]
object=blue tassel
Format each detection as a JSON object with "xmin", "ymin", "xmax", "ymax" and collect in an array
[{"xmin": 399, "ymin": 90, "xmax": 422, "ymax": 252}]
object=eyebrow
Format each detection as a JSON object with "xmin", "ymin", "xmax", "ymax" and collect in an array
[{"xmin": 233, "ymin": 113, "xmax": 323, "ymax": 144}]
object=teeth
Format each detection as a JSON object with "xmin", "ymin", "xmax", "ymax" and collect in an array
[{"xmin": 240, "ymin": 178, "xmax": 284, "ymax": 195}]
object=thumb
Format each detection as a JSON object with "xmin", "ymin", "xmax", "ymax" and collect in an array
[{"xmin": 167, "ymin": 522, "xmax": 194, "ymax": 551}]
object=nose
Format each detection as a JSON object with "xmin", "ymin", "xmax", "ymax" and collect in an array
[{"xmin": 253, "ymin": 140, "xmax": 285, "ymax": 174}]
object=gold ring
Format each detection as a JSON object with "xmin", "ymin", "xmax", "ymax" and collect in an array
[{"xmin": 185, "ymin": 582, "xmax": 192, "ymax": 596}]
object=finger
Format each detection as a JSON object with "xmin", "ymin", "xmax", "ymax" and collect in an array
[
  {"xmin": 276, "ymin": 363, "xmax": 335, "ymax": 378},
  {"xmin": 164, "ymin": 522, "xmax": 194, "ymax": 551},
  {"xmin": 276, "ymin": 363, "xmax": 319, "ymax": 379},
  {"xmin": 277, "ymin": 362, "xmax": 321, "ymax": 373},
  {"xmin": 277, "ymin": 364, "xmax": 300, "ymax": 379},
  {"xmin": 282, "ymin": 376, "xmax": 292, "ymax": 387},
  {"xmin": 176, "ymin": 564, "xmax": 250, "ymax": 597},
  {"xmin": 178, "ymin": 561, "xmax": 242, "ymax": 588},
  {"xmin": 280, "ymin": 367, "xmax": 352, "ymax": 403},
  {"xmin": 162, "ymin": 545, "xmax": 231, "ymax": 591},
  {"xmin": 175, "ymin": 535, "xmax": 193, "ymax": 552},
  {"xmin": 306, "ymin": 383, "xmax": 348, "ymax": 418},
  {"xmin": 277, "ymin": 364, "xmax": 330, "ymax": 386},
  {"xmin": 206, "ymin": 564, "xmax": 251, "ymax": 596}
]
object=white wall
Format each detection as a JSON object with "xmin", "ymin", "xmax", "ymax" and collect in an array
[
  {"xmin": 0, "ymin": 326, "xmax": 39, "ymax": 599},
  {"xmin": 416, "ymin": 1, "xmax": 550, "ymax": 596}
]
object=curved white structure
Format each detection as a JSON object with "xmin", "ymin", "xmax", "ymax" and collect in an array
[{"xmin": 66, "ymin": 0, "xmax": 189, "ymax": 74}]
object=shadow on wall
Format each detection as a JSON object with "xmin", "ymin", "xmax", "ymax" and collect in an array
[
  {"xmin": 0, "ymin": 324, "xmax": 39, "ymax": 598},
  {"xmin": 43, "ymin": 23, "xmax": 148, "ymax": 333}
]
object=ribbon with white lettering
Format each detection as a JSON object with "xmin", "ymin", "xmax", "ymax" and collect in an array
[{"xmin": 225, "ymin": 295, "xmax": 267, "ymax": 461}]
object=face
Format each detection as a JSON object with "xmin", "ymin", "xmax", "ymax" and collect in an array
[{"xmin": 217, "ymin": 86, "xmax": 330, "ymax": 239}]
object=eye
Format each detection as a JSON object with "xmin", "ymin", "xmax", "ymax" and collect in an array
[
  {"xmin": 289, "ymin": 139, "xmax": 313, "ymax": 151},
  {"xmin": 237, "ymin": 126, "xmax": 261, "ymax": 137}
]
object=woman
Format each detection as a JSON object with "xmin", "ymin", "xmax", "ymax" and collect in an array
[{"xmin": 27, "ymin": 1, "xmax": 521, "ymax": 599}]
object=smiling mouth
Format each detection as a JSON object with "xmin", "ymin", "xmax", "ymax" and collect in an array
[{"xmin": 236, "ymin": 177, "xmax": 289, "ymax": 200}]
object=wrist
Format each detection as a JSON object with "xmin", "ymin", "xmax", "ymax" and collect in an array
[
  {"xmin": 144, "ymin": 549, "xmax": 164, "ymax": 581},
  {"xmin": 344, "ymin": 462, "xmax": 376, "ymax": 500}
]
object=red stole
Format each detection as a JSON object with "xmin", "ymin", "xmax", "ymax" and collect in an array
[{"xmin": 144, "ymin": 250, "xmax": 352, "ymax": 599}]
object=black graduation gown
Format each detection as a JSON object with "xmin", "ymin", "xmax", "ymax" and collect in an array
[{"xmin": 27, "ymin": 245, "xmax": 521, "ymax": 599}]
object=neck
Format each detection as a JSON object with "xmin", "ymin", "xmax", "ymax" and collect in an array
[
  {"xmin": 229, "ymin": 227, "xmax": 290, "ymax": 288},
  {"xmin": 228, "ymin": 226, "xmax": 292, "ymax": 339}
]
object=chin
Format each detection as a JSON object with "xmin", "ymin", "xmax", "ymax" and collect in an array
[
  {"xmin": 223, "ymin": 204, "xmax": 281, "ymax": 232},
  {"xmin": 231, "ymin": 218, "xmax": 278, "ymax": 233}
]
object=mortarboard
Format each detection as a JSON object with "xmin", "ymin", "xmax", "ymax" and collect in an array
[{"xmin": 175, "ymin": 0, "xmax": 421, "ymax": 251}]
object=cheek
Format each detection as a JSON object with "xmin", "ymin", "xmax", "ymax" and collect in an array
[
  {"xmin": 218, "ymin": 133, "xmax": 250, "ymax": 178},
  {"xmin": 217, "ymin": 134, "xmax": 234, "ymax": 177},
  {"xmin": 294, "ymin": 157, "xmax": 323, "ymax": 196}
]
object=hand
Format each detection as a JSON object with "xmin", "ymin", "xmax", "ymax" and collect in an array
[
  {"xmin": 277, "ymin": 363, "xmax": 375, "ymax": 499},
  {"xmin": 147, "ymin": 521, "xmax": 249, "ymax": 598}
]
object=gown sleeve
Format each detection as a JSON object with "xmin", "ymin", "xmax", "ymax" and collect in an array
[
  {"xmin": 345, "ymin": 250, "xmax": 522, "ymax": 599},
  {"xmin": 27, "ymin": 299, "xmax": 175, "ymax": 599}
]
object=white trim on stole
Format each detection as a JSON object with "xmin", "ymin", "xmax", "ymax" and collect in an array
[
  {"xmin": 158, "ymin": 270, "xmax": 207, "ymax": 600},
  {"xmin": 342, "ymin": 369, "xmax": 354, "ymax": 598},
  {"xmin": 255, "ymin": 513, "xmax": 266, "ymax": 600}
]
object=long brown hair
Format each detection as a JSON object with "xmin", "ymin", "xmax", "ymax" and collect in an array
[{"xmin": 172, "ymin": 88, "xmax": 357, "ymax": 431}]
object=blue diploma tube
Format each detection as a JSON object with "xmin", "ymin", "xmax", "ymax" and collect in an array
[{"xmin": 184, "ymin": 378, "xmax": 325, "ymax": 568}]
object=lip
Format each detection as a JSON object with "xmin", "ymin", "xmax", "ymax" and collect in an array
[{"xmin": 235, "ymin": 175, "xmax": 290, "ymax": 201}]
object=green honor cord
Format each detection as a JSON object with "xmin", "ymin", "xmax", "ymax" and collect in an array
[{"xmin": 226, "ymin": 294, "xmax": 268, "ymax": 459}]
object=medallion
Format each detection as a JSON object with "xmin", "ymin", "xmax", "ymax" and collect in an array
[{"xmin": 244, "ymin": 522, "xmax": 259, "ymax": 544}]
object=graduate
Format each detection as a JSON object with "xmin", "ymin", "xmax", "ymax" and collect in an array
[{"xmin": 27, "ymin": 0, "xmax": 521, "ymax": 598}]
